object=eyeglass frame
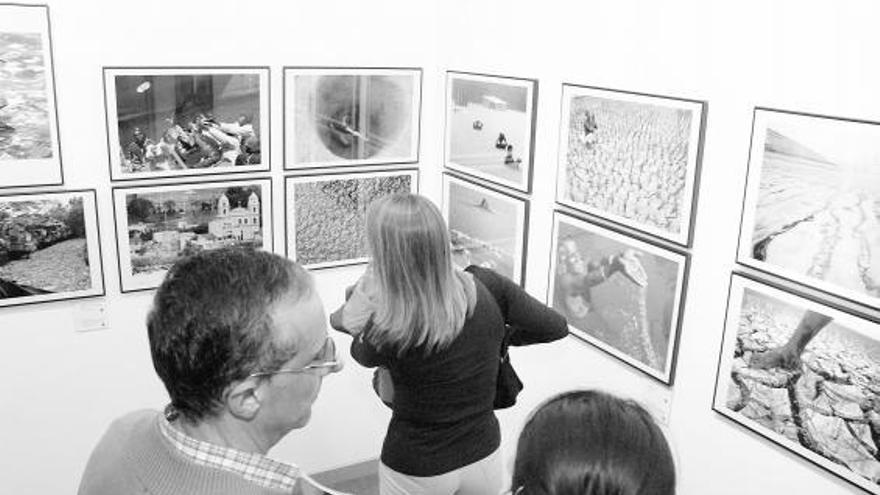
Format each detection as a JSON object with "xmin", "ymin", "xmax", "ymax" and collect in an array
[{"xmin": 247, "ymin": 336, "xmax": 339, "ymax": 379}]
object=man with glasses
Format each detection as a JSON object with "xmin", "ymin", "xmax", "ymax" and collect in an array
[{"xmin": 78, "ymin": 247, "xmax": 343, "ymax": 495}]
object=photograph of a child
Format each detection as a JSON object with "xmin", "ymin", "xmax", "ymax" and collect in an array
[{"xmin": 549, "ymin": 212, "xmax": 687, "ymax": 382}]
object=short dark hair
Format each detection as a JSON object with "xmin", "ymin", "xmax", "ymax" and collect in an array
[
  {"xmin": 512, "ymin": 390, "xmax": 675, "ymax": 495},
  {"xmin": 147, "ymin": 247, "xmax": 313, "ymax": 423}
]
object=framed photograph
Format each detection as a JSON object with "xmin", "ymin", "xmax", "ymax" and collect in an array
[
  {"xmin": 103, "ymin": 67, "xmax": 270, "ymax": 181},
  {"xmin": 556, "ymin": 84, "xmax": 706, "ymax": 246},
  {"xmin": 548, "ymin": 211, "xmax": 688, "ymax": 383},
  {"xmin": 284, "ymin": 67, "xmax": 421, "ymax": 169},
  {"xmin": 738, "ymin": 108, "xmax": 880, "ymax": 310},
  {"xmin": 0, "ymin": 190, "xmax": 103, "ymax": 307},
  {"xmin": 112, "ymin": 178, "xmax": 272, "ymax": 292},
  {"xmin": 285, "ymin": 169, "xmax": 418, "ymax": 269},
  {"xmin": 0, "ymin": 4, "xmax": 62, "ymax": 188},
  {"xmin": 444, "ymin": 71, "xmax": 537, "ymax": 192},
  {"xmin": 441, "ymin": 173, "xmax": 528, "ymax": 285},
  {"xmin": 714, "ymin": 273, "xmax": 880, "ymax": 494}
]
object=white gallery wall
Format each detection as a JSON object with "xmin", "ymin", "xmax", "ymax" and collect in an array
[{"xmin": 1, "ymin": 0, "xmax": 879, "ymax": 493}]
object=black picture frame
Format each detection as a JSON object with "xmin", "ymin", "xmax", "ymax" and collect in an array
[
  {"xmin": 102, "ymin": 66, "xmax": 271, "ymax": 182},
  {"xmin": 0, "ymin": 3, "xmax": 64, "ymax": 189},
  {"xmin": 111, "ymin": 177, "xmax": 274, "ymax": 293},
  {"xmin": 283, "ymin": 66, "xmax": 422, "ymax": 170},
  {"xmin": 555, "ymin": 83, "xmax": 707, "ymax": 247},
  {"xmin": 0, "ymin": 188, "xmax": 105, "ymax": 309},
  {"xmin": 547, "ymin": 209, "xmax": 690, "ymax": 384},
  {"xmin": 736, "ymin": 106, "xmax": 880, "ymax": 312},
  {"xmin": 284, "ymin": 167, "xmax": 420, "ymax": 269},
  {"xmin": 441, "ymin": 170, "xmax": 530, "ymax": 287},
  {"xmin": 443, "ymin": 70, "xmax": 538, "ymax": 194},
  {"xmin": 713, "ymin": 271, "xmax": 880, "ymax": 494}
]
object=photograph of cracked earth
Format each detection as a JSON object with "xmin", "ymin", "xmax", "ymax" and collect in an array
[
  {"xmin": 561, "ymin": 94, "xmax": 694, "ymax": 239},
  {"xmin": 722, "ymin": 282, "xmax": 880, "ymax": 490},
  {"xmin": 747, "ymin": 112, "xmax": 880, "ymax": 307},
  {"xmin": 0, "ymin": 32, "xmax": 53, "ymax": 161}
]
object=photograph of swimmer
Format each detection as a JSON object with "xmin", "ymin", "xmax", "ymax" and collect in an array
[
  {"xmin": 0, "ymin": 4, "xmax": 62, "ymax": 188},
  {"xmin": 556, "ymin": 85, "xmax": 705, "ymax": 246},
  {"xmin": 738, "ymin": 108, "xmax": 880, "ymax": 310},
  {"xmin": 104, "ymin": 67, "xmax": 269, "ymax": 181},
  {"xmin": 714, "ymin": 275, "xmax": 880, "ymax": 494},
  {"xmin": 285, "ymin": 67, "xmax": 421, "ymax": 169},
  {"xmin": 442, "ymin": 174, "xmax": 527, "ymax": 285},
  {"xmin": 444, "ymin": 71, "xmax": 537, "ymax": 192},
  {"xmin": 548, "ymin": 212, "xmax": 687, "ymax": 383}
]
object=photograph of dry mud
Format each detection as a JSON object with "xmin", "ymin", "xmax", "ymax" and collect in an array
[
  {"xmin": 559, "ymin": 88, "xmax": 699, "ymax": 242},
  {"xmin": 550, "ymin": 214, "xmax": 684, "ymax": 380},
  {"xmin": 0, "ymin": 31, "xmax": 53, "ymax": 161},
  {"xmin": 742, "ymin": 110, "xmax": 880, "ymax": 308},
  {"xmin": 291, "ymin": 172, "xmax": 414, "ymax": 267},
  {"xmin": 718, "ymin": 277, "xmax": 880, "ymax": 492},
  {"xmin": 446, "ymin": 177, "xmax": 523, "ymax": 283},
  {"xmin": 0, "ymin": 194, "xmax": 92, "ymax": 301}
]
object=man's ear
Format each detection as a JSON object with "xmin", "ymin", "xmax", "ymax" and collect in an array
[{"xmin": 225, "ymin": 378, "xmax": 262, "ymax": 420}]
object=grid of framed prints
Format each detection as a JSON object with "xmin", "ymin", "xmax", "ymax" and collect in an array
[
  {"xmin": 548, "ymin": 210, "xmax": 688, "ymax": 384},
  {"xmin": 285, "ymin": 169, "xmax": 418, "ymax": 269},
  {"xmin": 556, "ymin": 84, "xmax": 706, "ymax": 246},
  {"xmin": 284, "ymin": 67, "xmax": 422, "ymax": 169},
  {"xmin": 737, "ymin": 108, "xmax": 880, "ymax": 310},
  {"xmin": 714, "ymin": 273, "xmax": 880, "ymax": 494},
  {"xmin": 444, "ymin": 71, "xmax": 537, "ymax": 193},
  {"xmin": 441, "ymin": 173, "xmax": 528, "ymax": 286},
  {"xmin": 0, "ymin": 189, "xmax": 104, "ymax": 307},
  {"xmin": 0, "ymin": 4, "xmax": 63, "ymax": 189},
  {"xmin": 112, "ymin": 178, "xmax": 272, "ymax": 292},
  {"xmin": 103, "ymin": 67, "xmax": 270, "ymax": 181}
]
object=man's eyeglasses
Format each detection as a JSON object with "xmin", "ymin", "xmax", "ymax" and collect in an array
[{"xmin": 248, "ymin": 336, "xmax": 340, "ymax": 379}]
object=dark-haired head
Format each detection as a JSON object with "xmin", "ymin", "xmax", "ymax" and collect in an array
[
  {"xmin": 147, "ymin": 247, "xmax": 313, "ymax": 423},
  {"xmin": 512, "ymin": 390, "xmax": 675, "ymax": 495}
]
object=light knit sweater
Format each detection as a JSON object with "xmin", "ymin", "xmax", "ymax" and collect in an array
[{"xmin": 77, "ymin": 409, "xmax": 316, "ymax": 495}]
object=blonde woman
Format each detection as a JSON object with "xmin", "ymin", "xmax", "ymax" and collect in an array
[{"xmin": 331, "ymin": 193, "xmax": 567, "ymax": 495}]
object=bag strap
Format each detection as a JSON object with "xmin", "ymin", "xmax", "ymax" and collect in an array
[{"xmin": 465, "ymin": 266, "xmax": 511, "ymax": 358}]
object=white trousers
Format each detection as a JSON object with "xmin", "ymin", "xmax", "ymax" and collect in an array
[{"xmin": 379, "ymin": 447, "xmax": 503, "ymax": 495}]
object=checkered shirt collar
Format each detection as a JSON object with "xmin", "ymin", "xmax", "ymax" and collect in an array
[{"xmin": 159, "ymin": 411, "xmax": 301, "ymax": 492}]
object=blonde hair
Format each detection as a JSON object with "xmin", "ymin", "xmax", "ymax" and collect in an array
[{"xmin": 365, "ymin": 193, "xmax": 469, "ymax": 355}]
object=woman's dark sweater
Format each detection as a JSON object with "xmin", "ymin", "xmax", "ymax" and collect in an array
[{"xmin": 350, "ymin": 267, "xmax": 568, "ymax": 476}]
